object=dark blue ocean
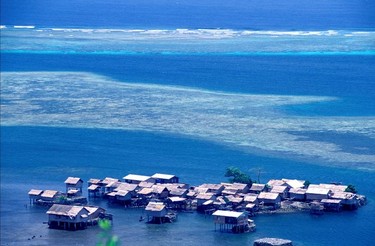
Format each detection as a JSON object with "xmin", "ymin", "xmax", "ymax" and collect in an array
[{"xmin": 1, "ymin": 0, "xmax": 375, "ymax": 245}]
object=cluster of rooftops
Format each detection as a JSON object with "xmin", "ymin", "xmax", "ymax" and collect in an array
[{"xmin": 28, "ymin": 173, "xmax": 366, "ymax": 232}]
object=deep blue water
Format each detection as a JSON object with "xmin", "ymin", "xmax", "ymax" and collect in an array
[
  {"xmin": 1, "ymin": 0, "xmax": 375, "ymax": 30},
  {"xmin": 1, "ymin": 0, "xmax": 375, "ymax": 245}
]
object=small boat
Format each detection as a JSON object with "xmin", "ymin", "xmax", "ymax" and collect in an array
[
  {"xmin": 165, "ymin": 212, "xmax": 177, "ymax": 223},
  {"xmin": 231, "ymin": 219, "xmax": 256, "ymax": 233},
  {"xmin": 247, "ymin": 219, "xmax": 256, "ymax": 232}
]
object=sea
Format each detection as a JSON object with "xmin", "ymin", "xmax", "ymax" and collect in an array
[{"xmin": 1, "ymin": 1, "xmax": 375, "ymax": 245}]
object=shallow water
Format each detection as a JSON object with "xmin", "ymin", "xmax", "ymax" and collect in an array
[{"xmin": 1, "ymin": 126, "xmax": 375, "ymax": 245}]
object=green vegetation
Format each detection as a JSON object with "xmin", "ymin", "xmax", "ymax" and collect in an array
[
  {"xmin": 345, "ymin": 184, "xmax": 357, "ymax": 194},
  {"xmin": 97, "ymin": 219, "xmax": 119, "ymax": 246},
  {"xmin": 225, "ymin": 166, "xmax": 253, "ymax": 185},
  {"xmin": 57, "ymin": 195, "xmax": 68, "ymax": 204},
  {"xmin": 303, "ymin": 180, "xmax": 311, "ymax": 188}
]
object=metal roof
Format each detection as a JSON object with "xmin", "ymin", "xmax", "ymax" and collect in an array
[
  {"xmin": 137, "ymin": 188, "xmax": 153, "ymax": 195},
  {"xmin": 88, "ymin": 178, "xmax": 101, "ymax": 184},
  {"xmin": 114, "ymin": 183, "xmax": 137, "ymax": 192},
  {"xmin": 145, "ymin": 202, "xmax": 166, "ymax": 212},
  {"xmin": 123, "ymin": 174, "xmax": 151, "ymax": 182},
  {"xmin": 116, "ymin": 190, "xmax": 129, "ymax": 197},
  {"xmin": 168, "ymin": 197, "xmax": 186, "ymax": 202},
  {"xmin": 258, "ymin": 192, "xmax": 280, "ymax": 200},
  {"xmin": 47, "ymin": 204, "xmax": 87, "ymax": 217},
  {"xmin": 270, "ymin": 185, "xmax": 288, "ymax": 193},
  {"xmin": 283, "ymin": 179, "xmax": 305, "ymax": 189},
  {"xmin": 151, "ymin": 173, "xmax": 176, "ymax": 180},
  {"xmin": 212, "ymin": 210, "xmax": 245, "ymax": 218},
  {"xmin": 306, "ymin": 187, "xmax": 331, "ymax": 195},
  {"xmin": 64, "ymin": 177, "xmax": 83, "ymax": 185},
  {"xmin": 28, "ymin": 189, "xmax": 43, "ymax": 196},
  {"xmin": 41, "ymin": 190, "xmax": 58, "ymax": 198},
  {"xmin": 289, "ymin": 188, "xmax": 307, "ymax": 194},
  {"xmin": 250, "ymin": 184, "xmax": 266, "ymax": 191},
  {"xmin": 88, "ymin": 184, "xmax": 100, "ymax": 190}
]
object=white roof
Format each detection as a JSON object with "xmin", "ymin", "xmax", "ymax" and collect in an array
[
  {"xmin": 212, "ymin": 210, "xmax": 245, "ymax": 218},
  {"xmin": 168, "ymin": 197, "xmax": 186, "ymax": 202},
  {"xmin": 270, "ymin": 185, "xmax": 288, "ymax": 193},
  {"xmin": 41, "ymin": 190, "xmax": 58, "ymax": 198},
  {"xmin": 306, "ymin": 187, "xmax": 331, "ymax": 195},
  {"xmin": 284, "ymin": 179, "xmax": 305, "ymax": 189},
  {"xmin": 319, "ymin": 184, "xmax": 347, "ymax": 192},
  {"xmin": 64, "ymin": 177, "xmax": 82, "ymax": 185},
  {"xmin": 47, "ymin": 204, "xmax": 87, "ymax": 217},
  {"xmin": 151, "ymin": 173, "xmax": 176, "ymax": 180},
  {"xmin": 123, "ymin": 174, "xmax": 150, "ymax": 182},
  {"xmin": 88, "ymin": 184, "xmax": 100, "ymax": 190},
  {"xmin": 267, "ymin": 179, "xmax": 285, "ymax": 187},
  {"xmin": 28, "ymin": 189, "xmax": 43, "ymax": 196},
  {"xmin": 145, "ymin": 202, "xmax": 165, "ymax": 212}
]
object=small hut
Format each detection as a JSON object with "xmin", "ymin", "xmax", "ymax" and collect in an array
[
  {"xmin": 151, "ymin": 173, "xmax": 179, "ymax": 184},
  {"xmin": 88, "ymin": 179, "xmax": 103, "ymax": 197},
  {"xmin": 288, "ymin": 188, "xmax": 307, "ymax": 201},
  {"xmin": 40, "ymin": 190, "xmax": 60, "ymax": 202},
  {"xmin": 145, "ymin": 202, "xmax": 171, "ymax": 224},
  {"xmin": 152, "ymin": 185, "xmax": 169, "ymax": 199},
  {"xmin": 47, "ymin": 204, "xmax": 90, "ymax": 230},
  {"xmin": 114, "ymin": 183, "xmax": 138, "ymax": 197},
  {"xmin": 306, "ymin": 185, "xmax": 332, "ymax": 201},
  {"xmin": 166, "ymin": 197, "xmax": 187, "ymax": 210},
  {"xmin": 197, "ymin": 184, "xmax": 225, "ymax": 195},
  {"xmin": 196, "ymin": 193, "xmax": 216, "ymax": 211},
  {"xmin": 331, "ymin": 192, "xmax": 358, "ymax": 210},
  {"xmin": 64, "ymin": 177, "xmax": 83, "ymax": 196},
  {"xmin": 212, "ymin": 210, "xmax": 254, "ymax": 233},
  {"xmin": 249, "ymin": 184, "xmax": 266, "ymax": 194},
  {"xmin": 169, "ymin": 188, "xmax": 188, "ymax": 197},
  {"xmin": 258, "ymin": 192, "xmax": 281, "ymax": 209},
  {"xmin": 270, "ymin": 185, "xmax": 289, "ymax": 200},
  {"xmin": 28, "ymin": 189, "xmax": 43, "ymax": 204},
  {"xmin": 88, "ymin": 184, "xmax": 101, "ymax": 197},
  {"xmin": 47, "ymin": 204, "xmax": 108, "ymax": 230},
  {"xmin": 123, "ymin": 174, "xmax": 152, "ymax": 184},
  {"xmin": 321, "ymin": 199, "xmax": 342, "ymax": 212}
]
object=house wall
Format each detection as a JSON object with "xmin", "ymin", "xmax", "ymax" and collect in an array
[{"xmin": 306, "ymin": 193, "xmax": 328, "ymax": 201}]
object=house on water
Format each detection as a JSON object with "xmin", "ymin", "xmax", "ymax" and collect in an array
[
  {"xmin": 145, "ymin": 202, "xmax": 176, "ymax": 223},
  {"xmin": 306, "ymin": 185, "xmax": 332, "ymax": 201},
  {"xmin": 257, "ymin": 192, "xmax": 281, "ymax": 209},
  {"xmin": 123, "ymin": 174, "xmax": 152, "ymax": 184},
  {"xmin": 151, "ymin": 173, "xmax": 179, "ymax": 184},
  {"xmin": 212, "ymin": 210, "xmax": 255, "ymax": 233},
  {"xmin": 64, "ymin": 177, "xmax": 83, "ymax": 196},
  {"xmin": 249, "ymin": 184, "xmax": 266, "ymax": 194},
  {"xmin": 47, "ymin": 204, "xmax": 109, "ymax": 230},
  {"xmin": 28, "ymin": 189, "xmax": 43, "ymax": 204}
]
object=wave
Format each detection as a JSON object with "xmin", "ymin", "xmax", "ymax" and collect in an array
[
  {"xmin": 2, "ymin": 27, "xmax": 374, "ymax": 54},
  {"xmin": 2, "ymin": 26, "xmax": 373, "ymax": 37},
  {"xmin": 13, "ymin": 25, "xmax": 35, "ymax": 29},
  {"xmin": 2, "ymin": 50, "xmax": 375, "ymax": 56}
]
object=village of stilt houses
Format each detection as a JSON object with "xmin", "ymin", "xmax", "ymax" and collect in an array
[{"xmin": 28, "ymin": 172, "xmax": 367, "ymax": 234}]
